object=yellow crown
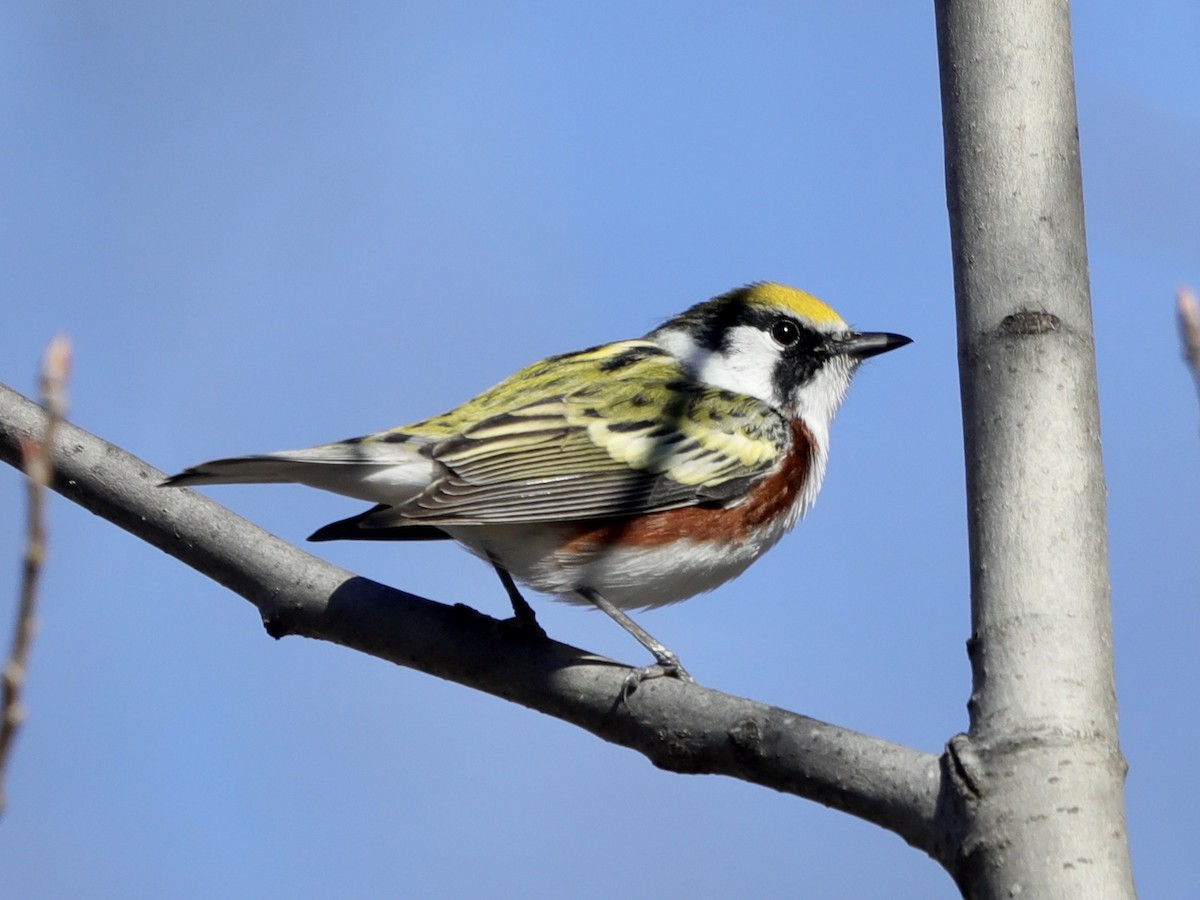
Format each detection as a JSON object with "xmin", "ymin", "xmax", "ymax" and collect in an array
[{"xmin": 743, "ymin": 282, "xmax": 845, "ymax": 326}]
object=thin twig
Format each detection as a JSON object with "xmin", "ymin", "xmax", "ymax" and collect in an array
[
  {"xmin": 1178, "ymin": 287, "xmax": 1200, "ymax": 406},
  {"xmin": 0, "ymin": 336, "xmax": 71, "ymax": 818}
]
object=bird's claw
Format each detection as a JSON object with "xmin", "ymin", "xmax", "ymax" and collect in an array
[
  {"xmin": 497, "ymin": 612, "xmax": 547, "ymax": 641},
  {"xmin": 621, "ymin": 657, "xmax": 694, "ymax": 700}
]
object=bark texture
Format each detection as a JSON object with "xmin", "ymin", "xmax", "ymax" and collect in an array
[{"xmin": 935, "ymin": 0, "xmax": 1135, "ymax": 895}]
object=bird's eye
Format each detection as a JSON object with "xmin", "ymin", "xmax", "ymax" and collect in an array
[{"xmin": 770, "ymin": 318, "xmax": 800, "ymax": 347}]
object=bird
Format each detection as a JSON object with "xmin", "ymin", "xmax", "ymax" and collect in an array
[{"xmin": 162, "ymin": 282, "xmax": 910, "ymax": 687}]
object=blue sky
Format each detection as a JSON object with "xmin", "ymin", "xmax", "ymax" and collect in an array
[{"xmin": 1, "ymin": 3, "xmax": 1197, "ymax": 897}]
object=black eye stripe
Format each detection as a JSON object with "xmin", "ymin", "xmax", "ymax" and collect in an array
[{"xmin": 764, "ymin": 314, "xmax": 834, "ymax": 401}]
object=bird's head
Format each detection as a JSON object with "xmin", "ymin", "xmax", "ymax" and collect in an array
[{"xmin": 650, "ymin": 282, "xmax": 911, "ymax": 449}]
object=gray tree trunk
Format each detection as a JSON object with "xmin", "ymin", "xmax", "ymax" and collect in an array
[{"xmin": 934, "ymin": 0, "xmax": 1135, "ymax": 895}]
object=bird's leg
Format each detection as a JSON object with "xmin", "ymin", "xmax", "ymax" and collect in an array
[
  {"xmin": 576, "ymin": 587, "xmax": 693, "ymax": 693},
  {"xmin": 490, "ymin": 561, "xmax": 546, "ymax": 639}
]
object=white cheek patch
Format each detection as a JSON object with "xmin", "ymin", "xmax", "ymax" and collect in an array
[{"xmin": 654, "ymin": 326, "xmax": 781, "ymax": 406}]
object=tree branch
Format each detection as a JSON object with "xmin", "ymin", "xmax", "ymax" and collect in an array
[
  {"xmin": 936, "ymin": 0, "xmax": 1134, "ymax": 894},
  {"xmin": 1178, "ymin": 287, "xmax": 1200, "ymax": 408},
  {"xmin": 0, "ymin": 338, "xmax": 71, "ymax": 816},
  {"xmin": 0, "ymin": 380, "xmax": 945, "ymax": 855}
]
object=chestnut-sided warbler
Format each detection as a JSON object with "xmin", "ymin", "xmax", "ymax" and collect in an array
[{"xmin": 164, "ymin": 283, "xmax": 910, "ymax": 685}]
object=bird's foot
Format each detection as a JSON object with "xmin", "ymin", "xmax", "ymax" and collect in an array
[
  {"xmin": 490, "ymin": 561, "xmax": 546, "ymax": 639},
  {"xmin": 497, "ymin": 610, "xmax": 547, "ymax": 641},
  {"xmin": 621, "ymin": 652, "xmax": 694, "ymax": 700}
]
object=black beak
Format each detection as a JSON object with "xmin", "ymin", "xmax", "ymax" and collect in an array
[{"xmin": 833, "ymin": 331, "xmax": 913, "ymax": 359}]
